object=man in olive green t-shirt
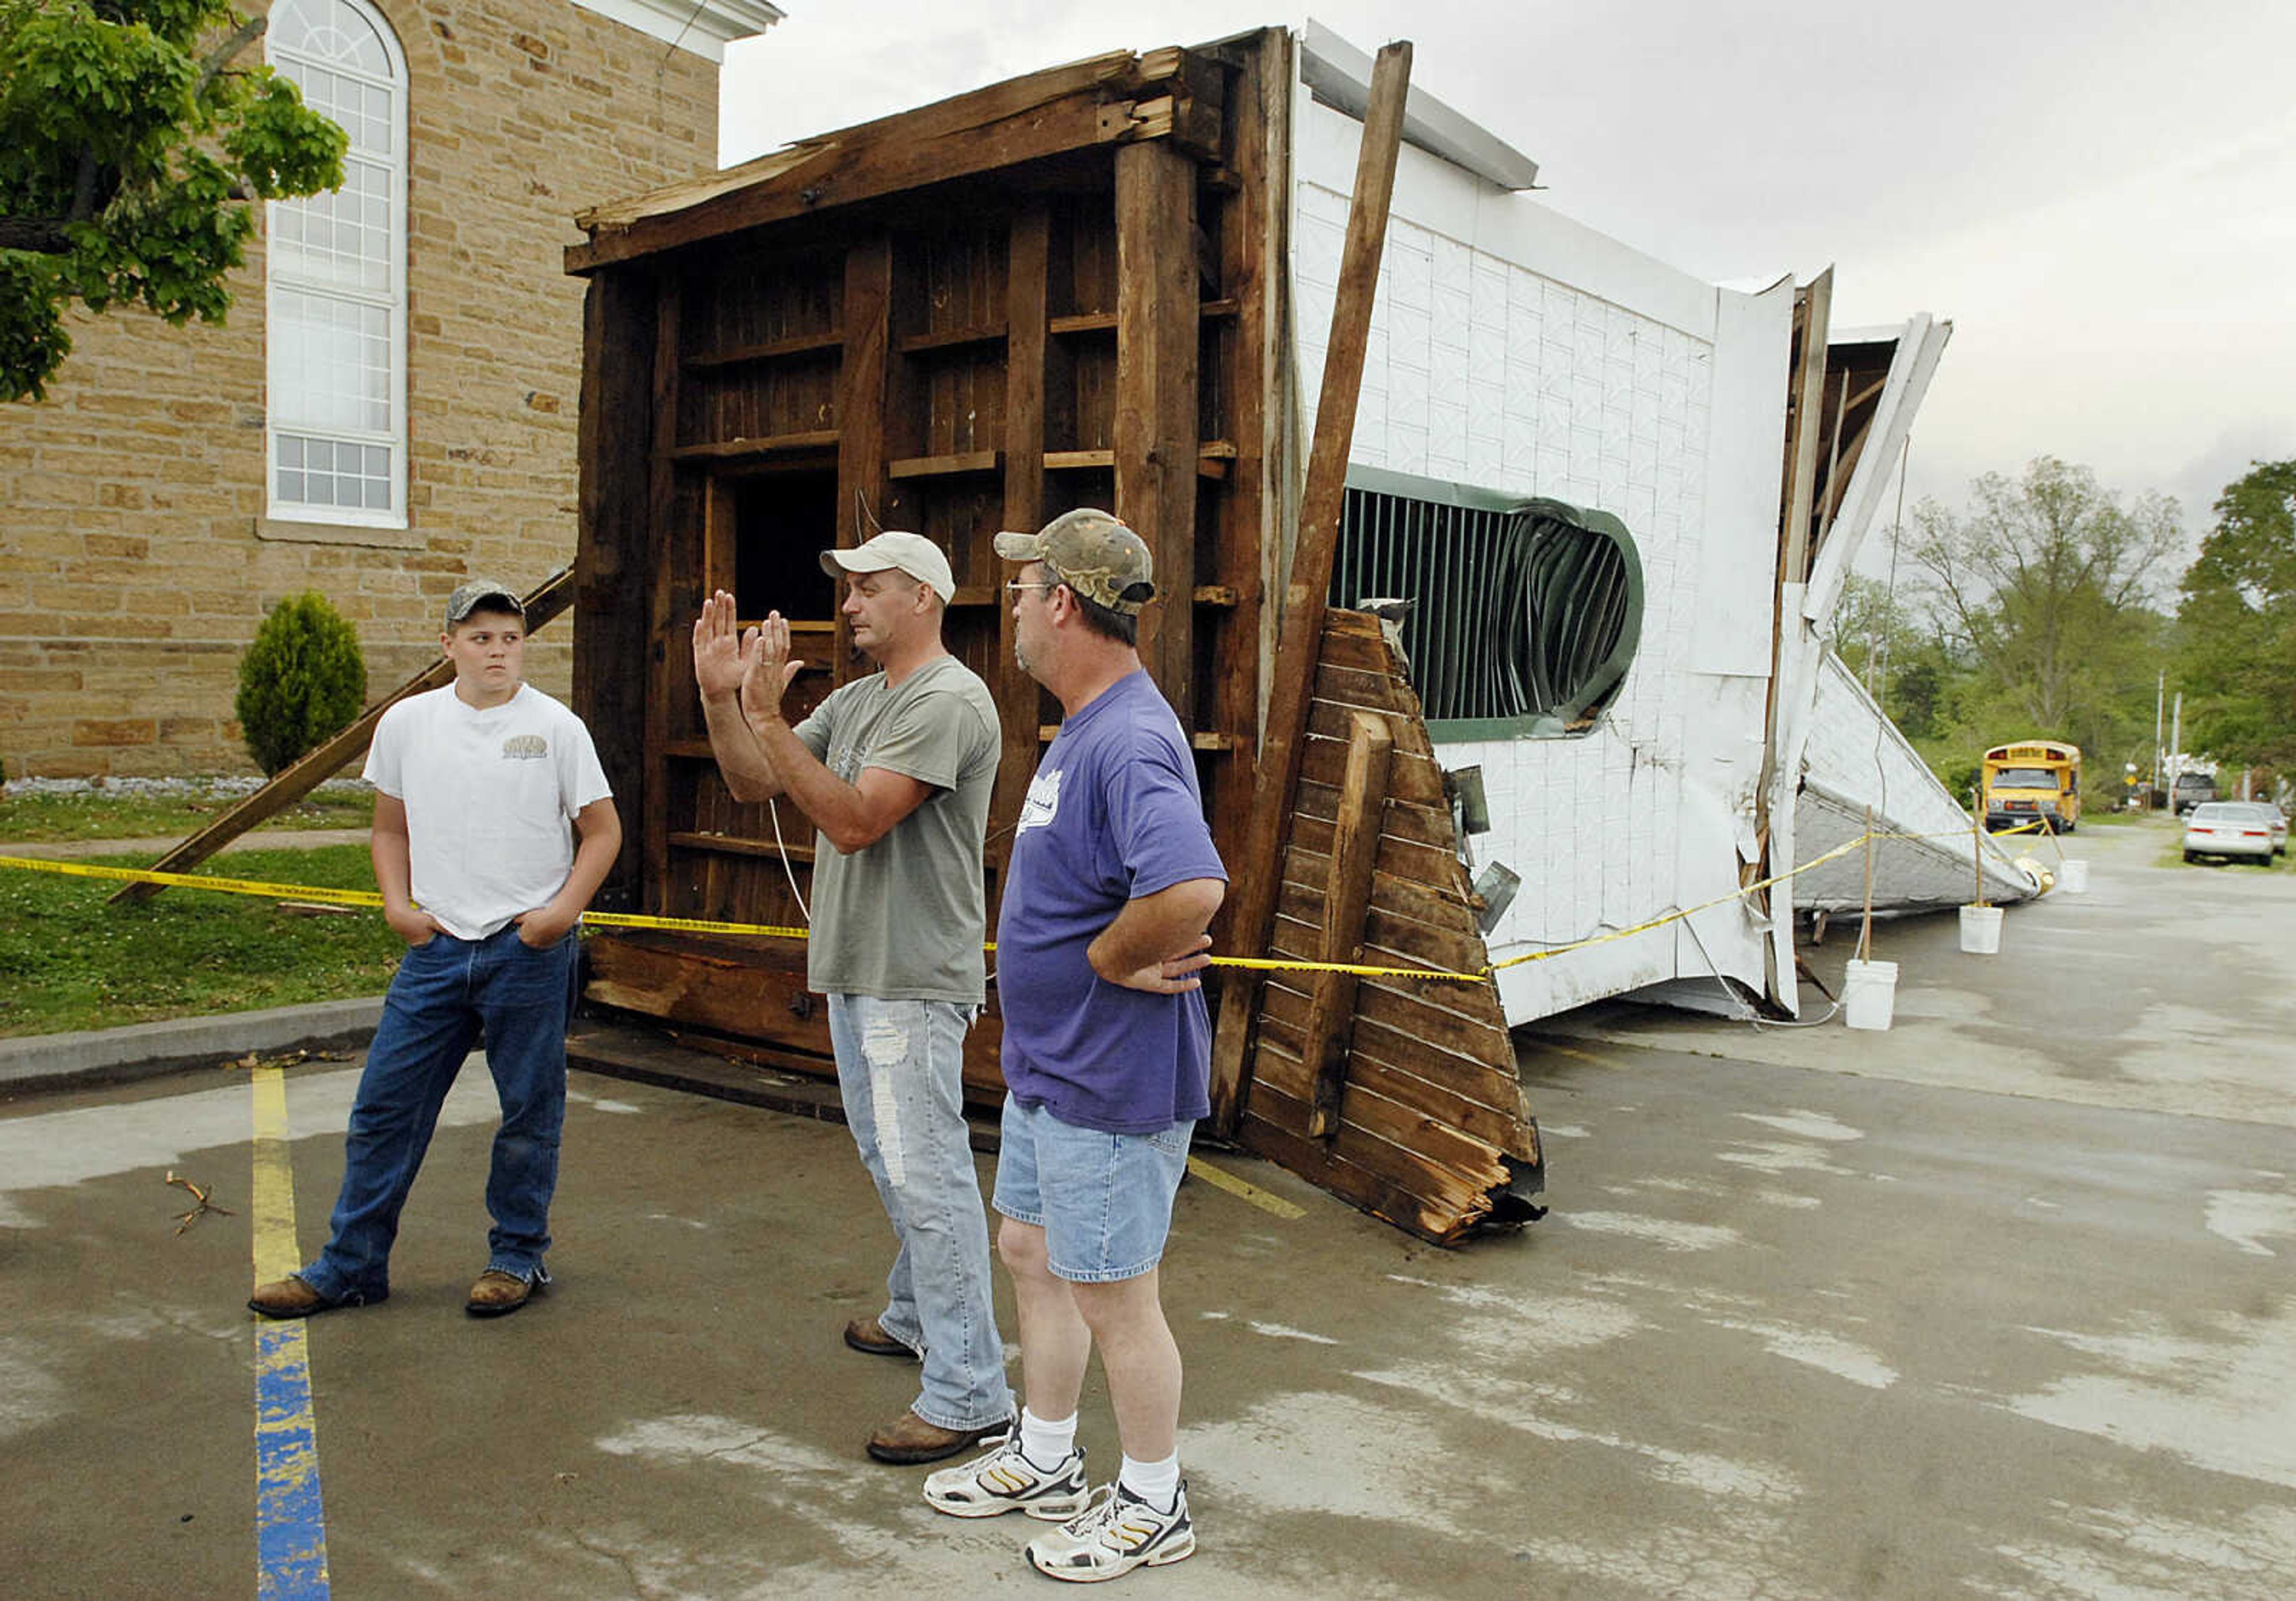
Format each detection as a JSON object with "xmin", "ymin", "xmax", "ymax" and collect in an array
[{"xmin": 692, "ymin": 531, "xmax": 1012, "ymax": 1466}]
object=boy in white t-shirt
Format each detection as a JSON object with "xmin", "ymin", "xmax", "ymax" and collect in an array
[{"xmin": 250, "ymin": 580, "xmax": 621, "ymax": 1321}]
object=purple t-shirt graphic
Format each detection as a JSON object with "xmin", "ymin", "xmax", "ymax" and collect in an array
[{"xmin": 996, "ymin": 669, "xmax": 1228, "ymax": 1133}]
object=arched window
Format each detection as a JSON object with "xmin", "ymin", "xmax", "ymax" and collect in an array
[{"xmin": 265, "ymin": 0, "xmax": 407, "ymax": 527}]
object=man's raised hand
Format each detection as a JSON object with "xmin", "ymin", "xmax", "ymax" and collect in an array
[
  {"xmin": 691, "ymin": 589, "xmax": 756, "ymax": 703},
  {"xmin": 742, "ymin": 609, "xmax": 805, "ymax": 725}
]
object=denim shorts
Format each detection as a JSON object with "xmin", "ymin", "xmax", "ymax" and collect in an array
[{"xmin": 993, "ymin": 1098, "xmax": 1193, "ymax": 1284}]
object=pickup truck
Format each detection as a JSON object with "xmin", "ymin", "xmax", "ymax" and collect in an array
[{"xmin": 2172, "ymin": 772, "xmax": 2219, "ymax": 815}]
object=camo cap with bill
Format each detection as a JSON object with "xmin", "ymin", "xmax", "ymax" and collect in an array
[{"xmin": 991, "ymin": 508, "xmax": 1157, "ymax": 615}]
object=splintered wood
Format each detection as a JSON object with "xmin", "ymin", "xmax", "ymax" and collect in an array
[{"xmin": 1232, "ymin": 610, "xmax": 1543, "ymax": 1245}]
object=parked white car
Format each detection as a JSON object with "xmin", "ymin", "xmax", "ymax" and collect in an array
[
  {"xmin": 2183, "ymin": 802, "xmax": 2277, "ymax": 864},
  {"xmin": 2218, "ymin": 800, "xmax": 2290, "ymax": 856}
]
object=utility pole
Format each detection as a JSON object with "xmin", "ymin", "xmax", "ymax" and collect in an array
[
  {"xmin": 2170, "ymin": 691, "xmax": 2184, "ymax": 795},
  {"xmin": 2154, "ymin": 670, "xmax": 2165, "ymax": 810}
]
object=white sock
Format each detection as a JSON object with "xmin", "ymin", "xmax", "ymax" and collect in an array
[
  {"xmin": 1019, "ymin": 1407, "xmax": 1076, "ymax": 1469},
  {"xmin": 1119, "ymin": 1452, "xmax": 1181, "ymax": 1512}
]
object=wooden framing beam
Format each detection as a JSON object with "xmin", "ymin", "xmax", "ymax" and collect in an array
[
  {"xmin": 574, "ymin": 269, "xmax": 660, "ymax": 906},
  {"xmin": 995, "ymin": 201, "xmax": 1052, "ymax": 873},
  {"xmin": 639, "ymin": 283, "xmax": 685, "ymax": 909},
  {"xmin": 1208, "ymin": 41, "xmax": 1412, "ymax": 1135},
  {"xmin": 1114, "ymin": 136, "xmax": 1201, "ymax": 712},
  {"xmin": 833, "ymin": 236, "xmax": 894, "ymax": 678},
  {"xmin": 1300, "ymin": 710, "xmax": 1392, "ymax": 1136}
]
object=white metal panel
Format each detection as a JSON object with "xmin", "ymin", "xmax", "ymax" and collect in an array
[
  {"xmin": 1690, "ymin": 276, "xmax": 1795, "ymax": 678},
  {"xmin": 1794, "ymin": 650, "xmax": 2038, "ymax": 911},
  {"xmin": 1293, "ymin": 91, "xmax": 1718, "ymax": 340},
  {"xmin": 1290, "ymin": 39, "xmax": 1791, "ymax": 1030}
]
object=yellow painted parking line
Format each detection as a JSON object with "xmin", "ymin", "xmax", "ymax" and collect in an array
[
  {"xmin": 251, "ymin": 1067, "xmax": 331, "ymax": 1598},
  {"xmin": 1186, "ymin": 1154, "xmax": 1307, "ymax": 1220},
  {"xmin": 1529, "ymin": 1040, "xmax": 1622, "ymax": 1070}
]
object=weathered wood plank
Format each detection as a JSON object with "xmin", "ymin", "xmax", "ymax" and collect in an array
[
  {"xmin": 571, "ymin": 67, "xmax": 1174, "ymax": 274},
  {"xmin": 584, "ymin": 935, "xmax": 1009, "ymax": 1098},
  {"xmin": 1298, "ymin": 723, "xmax": 1445, "ymax": 805},
  {"xmin": 1252, "ymin": 1007, "xmax": 1531, "ymax": 1158},
  {"xmin": 1242, "ymin": 1075, "xmax": 1509, "ymax": 1245}
]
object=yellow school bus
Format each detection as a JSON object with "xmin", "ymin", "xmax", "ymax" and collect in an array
[{"xmin": 1983, "ymin": 740, "xmax": 2081, "ymax": 833}]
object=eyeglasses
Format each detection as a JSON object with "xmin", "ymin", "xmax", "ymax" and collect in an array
[{"xmin": 1003, "ymin": 580, "xmax": 1058, "ymax": 598}]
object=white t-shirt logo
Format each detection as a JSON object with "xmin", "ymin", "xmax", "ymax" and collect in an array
[
  {"xmin": 1016, "ymin": 768, "xmax": 1062, "ymax": 836},
  {"xmin": 502, "ymin": 734, "xmax": 548, "ymax": 760}
]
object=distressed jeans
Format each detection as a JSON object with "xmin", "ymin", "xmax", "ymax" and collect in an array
[
  {"xmin": 827, "ymin": 994, "xmax": 1013, "ymax": 1431},
  {"xmin": 301, "ymin": 925, "xmax": 579, "ymax": 1302}
]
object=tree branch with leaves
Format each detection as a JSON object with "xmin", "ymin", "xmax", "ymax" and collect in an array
[
  {"xmin": 2175, "ymin": 460, "xmax": 2296, "ymax": 766},
  {"xmin": 0, "ymin": 0, "xmax": 346, "ymax": 401},
  {"xmin": 1909, "ymin": 456, "xmax": 2183, "ymax": 733}
]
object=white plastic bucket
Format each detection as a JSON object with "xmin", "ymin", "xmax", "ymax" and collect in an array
[
  {"xmin": 1960, "ymin": 903, "xmax": 2004, "ymax": 954},
  {"xmin": 1843, "ymin": 959, "xmax": 1898, "ymax": 1030},
  {"xmin": 2057, "ymin": 858, "xmax": 2089, "ymax": 894}
]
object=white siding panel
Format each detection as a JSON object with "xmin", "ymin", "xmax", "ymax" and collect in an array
[{"xmin": 1292, "ymin": 76, "xmax": 1785, "ymax": 1028}]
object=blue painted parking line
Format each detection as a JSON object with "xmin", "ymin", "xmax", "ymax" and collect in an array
[{"xmin": 252, "ymin": 1066, "xmax": 331, "ymax": 1599}]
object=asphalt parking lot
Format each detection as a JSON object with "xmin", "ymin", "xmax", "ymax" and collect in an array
[{"xmin": 3, "ymin": 817, "xmax": 2291, "ymax": 1598}]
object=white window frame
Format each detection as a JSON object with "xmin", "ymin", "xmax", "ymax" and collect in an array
[{"xmin": 264, "ymin": 0, "xmax": 409, "ymax": 532}]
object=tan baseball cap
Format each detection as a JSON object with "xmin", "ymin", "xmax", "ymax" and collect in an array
[
  {"xmin": 819, "ymin": 531, "xmax": 957, "ymax": 603},
  {"xmin": 993, "ymin": 508, "xmax": 1158, "ymax": 615}
]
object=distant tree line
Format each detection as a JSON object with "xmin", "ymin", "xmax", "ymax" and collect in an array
[{"xmin": 1836, "ymin": 455, "xmax": 2296, "ymax": 804}]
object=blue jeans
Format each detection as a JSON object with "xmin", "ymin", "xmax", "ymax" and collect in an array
[
  {"xmin": 301, "ymin": 925, "xmax": 579, "ymax": 1301},
  {"xmin": 828, "ymin": 994, "xmax": 1012, "ymax": 1432}
]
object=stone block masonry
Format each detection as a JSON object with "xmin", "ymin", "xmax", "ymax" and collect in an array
[{"xmin": 0, "ymin": 0, "xmax": 721, "ymax": 778}]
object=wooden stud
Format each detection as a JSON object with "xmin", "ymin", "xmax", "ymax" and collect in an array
[
  {"xmin": 639, "ymin": 282, "xmax": 685, "ymax": 912},
  {"xmin": 835, "ymin": 236, "xmax": 893, "ymax": 683},
  {"xmin": 996, "ymin": 200, "xmax": 1052, "ymax": 882},
  {"xmin": 1114, "ymin": 136, "xmax": 1201, "ymax": 718},
  {"xmin": 1299, "ymin": 711, "xmax": 1392, "ymax": 1136}
]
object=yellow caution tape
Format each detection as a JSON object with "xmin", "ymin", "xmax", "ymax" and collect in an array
[
  {"xmin": 0, "ymin": 814, "xmax": 2055, "ymax": 993},
  {"xmin": 0, "ymin": 855, "xmax": 389, "ymax": 906}
]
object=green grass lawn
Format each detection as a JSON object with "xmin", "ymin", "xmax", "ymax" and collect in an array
[
  {"xmin": 0, "ymin": 844, "xmax": 405, "ymax": 1038},
  {"xmin": 0, "ymin": 787, "xmax": 373, "ymax": 844}
]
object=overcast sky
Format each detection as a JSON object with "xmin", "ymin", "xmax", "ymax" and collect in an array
[{"xmin": 719, "ymin": 2, "xmax": 2296, "ymax": 561}]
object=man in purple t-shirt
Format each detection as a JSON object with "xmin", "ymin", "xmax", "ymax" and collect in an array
[{"xmin": 923, "ymin": 509, "xmax": 1226, "ymax": 1582}]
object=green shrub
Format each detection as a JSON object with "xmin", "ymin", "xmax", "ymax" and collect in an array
[{"xmin": 235, "ymin": 592, "xmax": 367, "ymax": 775}]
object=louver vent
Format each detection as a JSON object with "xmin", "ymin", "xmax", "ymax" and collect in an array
[{"xmin": 1329, "ymin": 468, "xmax": 1643, "ymax": 732}]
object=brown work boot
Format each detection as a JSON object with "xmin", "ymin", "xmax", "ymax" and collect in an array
[
  {"xmin": 248, "ymin": 1275, "xmax": 373, "ymax": 1319},
  {"xmin": 844, "ymin": 1315, "xmax": 917, "ymax": 1358},
  {"xmin": 866, "ymin": 1410, "xmax": 1012, "ymax": 1465},
  {"xmin": 465, "ymin": 1269, "xmax": 539, "ymax": 1318}
]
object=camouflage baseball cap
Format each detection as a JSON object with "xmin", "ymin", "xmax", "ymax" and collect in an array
[
  {"xmin": 992, "ymin": 508, "xmax": 1158, "ymax": 615},
  {"xmin": 444, "ymin": 578, "xmax": 524, "ymax": 628}
]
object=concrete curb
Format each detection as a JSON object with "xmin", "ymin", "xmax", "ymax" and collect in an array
[{"xmin": 0, "ymin": 997, "xmax": 384, "ymax": 1096}]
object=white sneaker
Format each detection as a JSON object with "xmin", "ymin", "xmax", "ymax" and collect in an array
[
  {"xmin": 923, "ymin": 1434, "xmax": 1089, "ymax": 1521},
  {"xmin": 1025, "ymin": 1480, "xmax": 1195, "ymax": 1582}
]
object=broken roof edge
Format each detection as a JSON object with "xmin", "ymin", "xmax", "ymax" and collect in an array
[
  {"xmin": 568, "ymin": 42, "xmax": 1158, "ymax": 245},
  {"xmin": 1300, "ymin": 19, "xmax": 1538, "ymax": 191},
  {"xmin": 569, "ymin": 0, "xmax": 782, "ymax": 63}
]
